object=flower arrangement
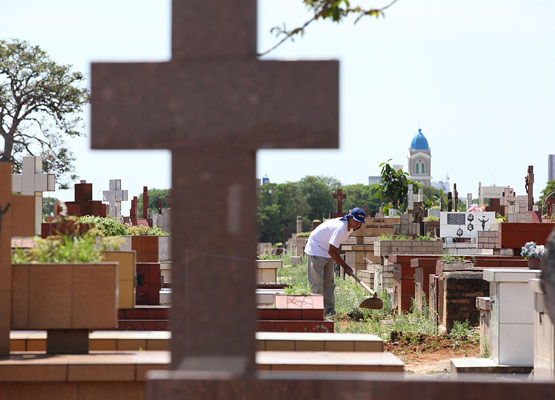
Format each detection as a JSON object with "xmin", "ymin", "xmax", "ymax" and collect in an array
[
  {"xmin": 467, "ymin": 204, "xmax": 486, "ymax": 212},
  {"xmin": 521, "ymin": 241, "xmax": 547, "ymax": 260}
]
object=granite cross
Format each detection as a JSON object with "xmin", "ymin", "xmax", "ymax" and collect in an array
[
  {"xmin": 333, "ymin": 189, "xmax": 347, "ymax": 213},
  {"xmin": 12, "ymin": 156, "xmax": 55, "ymax": 235},
  {"xmin": 102, "ymin": 179, "xmax": 128, "ymax": 219},
  {"xmin": 91, "ymin": 0, "xmax": 338, "ymax": 375},
  {"xmin": 526, "ymin": 165, "xmax": 534, "ymax": 211}
]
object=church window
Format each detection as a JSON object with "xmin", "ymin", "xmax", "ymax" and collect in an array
[
  {"xmin": 416, "ymin": 164, "xmax": 419, "ymax": 174},
  {"xmin": 421, "ymin": 163, "xmax": 425, "ymax": 174}
]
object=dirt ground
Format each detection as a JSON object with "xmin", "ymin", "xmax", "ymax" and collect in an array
[{"xmin": 383, "ymin": 332, "xmax": 480, "ymax": 377}]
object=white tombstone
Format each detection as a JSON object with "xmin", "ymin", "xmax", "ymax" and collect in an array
[
  {"xmin": 102, "ymin": 179, "xmax": 128, "ymax": 219},
  {"xmin": 12, "ymin": 156, "xmax": 56, "ymax": 235},
  {"xmin": 407, "ymin": 184, "xmax": 414, "ymax": 210},
  {"xmin": 529, "ymin": 278, "xmax": 555, "ymax": 379},
  {"xmin": 483, "ymin": 269, "xmax": 540, "ymax": 366},
  {"xmin": 440, "ymin": 211, "xmax": 495, "ymax": 239}
]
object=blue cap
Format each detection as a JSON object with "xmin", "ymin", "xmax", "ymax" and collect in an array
[
  {"xmin": 341, "ymin": 207, "xmax": 366, "ymax": 223},
  {"xmin": 350, "ymin": 207, "xmax": 367, "ymax": 223}
]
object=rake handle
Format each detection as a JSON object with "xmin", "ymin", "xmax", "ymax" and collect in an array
[{"xmin": 351, "ymin": 273, "xmax": 376, "ymax": 296}]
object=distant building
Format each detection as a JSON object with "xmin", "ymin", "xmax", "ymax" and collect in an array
[
  {"xmin": 262, "ymin": 176, "xmax": 270, "ymax": 185},
  {"xmin": 408, "ymin": 129, "xmax": 431, "ymax": 186},
  {"xmin": 431, "ymin": 180, "xmax": 449, "ymax": 192},
  {"xmin": 549, "ymin": 155, "xmax": 555, "ymax": 182}
]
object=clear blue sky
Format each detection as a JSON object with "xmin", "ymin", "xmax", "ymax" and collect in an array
[{"xmin": 1, "ymin": 0, "xmax": 554, "ymax": 207}]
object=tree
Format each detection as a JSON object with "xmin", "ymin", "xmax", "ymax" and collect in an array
[
  {"xmin": 260, "ymin": 0, "xmax": 399, "ymax": 56},
  {"xmin": 42, "ymin": 196, "xmax": 59, "ymax": 217},
  {"xmin": 298, "ymin": 175, "xmax": 341, "ymax": 222},
  {"xmin": 258, "ymin": 182, "xmax": 310, "ymax": 242},
  {"xmin": 342, "ymin": 183, "xmax": 381, "ymax": 212},
  {"xmin": 377, "ymin": 160, "xmax": 419, "ymax": 213},
  {"xmin": 137, "ymin": 188, "xmax": 171, "ymax": 216},
  {"xmin": 0, "ymin": 39, "xmax": 89, "ymax": 189},
  {"xmin": 537, "ymin": 180, "xmax": 555, "ymax": 208}
]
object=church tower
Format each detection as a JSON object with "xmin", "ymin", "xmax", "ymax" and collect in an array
[{"xmin": 408, "ymin": 129, "xmax": 431, "ymax": 186}]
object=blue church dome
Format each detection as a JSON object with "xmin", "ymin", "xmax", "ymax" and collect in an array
[{"xmin": 410, "ymin": 129, "xmax": 429, "ymax": 150}]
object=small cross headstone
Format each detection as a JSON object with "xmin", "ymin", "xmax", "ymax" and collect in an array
[
  {"xmin": 90, "ymin": 0, "xmax": 338, "ymax": 376},
  {"xmin": 63, "ymin": 180, "xmax": 105, "ymax": 217},
  {"xmin": 102, "ymin": 179, "xmax": 128, "ymax": 219},
  {"xmin": 12, "ymin": 156, "xmax": 55, "ymax": 235},
  {"xmin": 333, "ymin": 189, "xmax": 347, "ymax": 213},
  {"xmin": 408, "ymin": 184, "xmax": 414, "ymax": 210}
]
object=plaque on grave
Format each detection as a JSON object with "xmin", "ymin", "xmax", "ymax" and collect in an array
[{"xmin": 440, "ymin": 212, "xmax": 495, "ymax": 239}]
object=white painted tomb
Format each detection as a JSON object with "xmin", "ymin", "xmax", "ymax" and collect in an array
[
  {"xmin": 483, "ymin": 268, "xmax": 540, "ymax": 366},
  {"xmin": 529, "ymin": 278, "xmax": 555, "ymax": 379}
]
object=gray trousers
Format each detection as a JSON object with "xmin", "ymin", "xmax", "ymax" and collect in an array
[{"xmin": 307, "ymin": 255, "xmax": 335, "ymax": 314}]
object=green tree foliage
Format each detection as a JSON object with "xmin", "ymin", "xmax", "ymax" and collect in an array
[
  {"xmin": 260, "ymin": 0, "xmax": 398, "ymax": 56},
  {"xmin": 537, "ymin": 180, "xmax": 555, "ymax": 207},
  {"xmin": 257, "ymin": 176, "xmax": 384, "ymax": 243},
  {"xmin": 0, "ymin": 39, "xmax": 89, "ymax": 189},
  {"xmin": 258, "ymin": 182, "xmax": 310, "ymax": 243},
  {"xmin": 377, "ymin": 161, "xmax": 419, "ymax": 213},
  {"xmin": 297, "ymin": 175, "xmax": 341, "ymax": 222},
  {"xmin": 42, "ymin": 196, "xmax": 59, "ymax": 217},
  {"xmin": 137, "ymin": 188, "xmax": 171, "ymax": 216},
  {"xmin": 342, "ymin": 183, "xmax": 381, "ymax": 212}
]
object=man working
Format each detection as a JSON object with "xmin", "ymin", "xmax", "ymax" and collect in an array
[{"xmin": 304, "ymin": 207, "xmax": 366, "ymax": 316}]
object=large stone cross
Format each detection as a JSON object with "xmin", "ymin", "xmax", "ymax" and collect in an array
[
  {"xmin": 12, "ymin": 156, "xmax": 55, "ymax": 235},
  {"xmin": 102, "ymin": 179, "xmax": 128, "ymax": 219},
  {"xmin": 91, "ymin": 0, "xmax": 338, "ymax": 375},
  {"xmin": 333, "ymin": 189, "xmax": 347, "ymax": 213}
]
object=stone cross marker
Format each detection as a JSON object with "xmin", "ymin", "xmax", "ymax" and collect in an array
[
  {"xmin": 12, "ymin": 156, "xmax": 55, "ymax": 235},
  {"xmin": 102, "ymin": 179, "xmax": 128, "ymax": 219},
  {"xmin": 333, "ymin": 189, "xmax": 347, "ymax": 213},
  {"xmin": 407, "ymin": 184, "xmax": 414, "ymax": 210},
  {"xmin": 527, "ymin": 165, "xmax": 534, "ymax": 211},
  {"xmin": 90, "ymin": 0, "xmax": 338, "ymax": 375}
]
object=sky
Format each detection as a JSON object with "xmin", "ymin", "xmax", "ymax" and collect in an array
[{"xmin": 1, "ymin": 0, "xmax": 554, "ymax": 207}]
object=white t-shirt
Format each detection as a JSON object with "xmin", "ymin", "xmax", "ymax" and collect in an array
[{"xmin": 304, "ymin": 218, "xmax": 353, "ymax": 258}]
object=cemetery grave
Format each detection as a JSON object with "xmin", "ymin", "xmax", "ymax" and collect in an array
[{"xmin": 4, "ymin": 0, "xmax": 555, "ymax": 396}]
